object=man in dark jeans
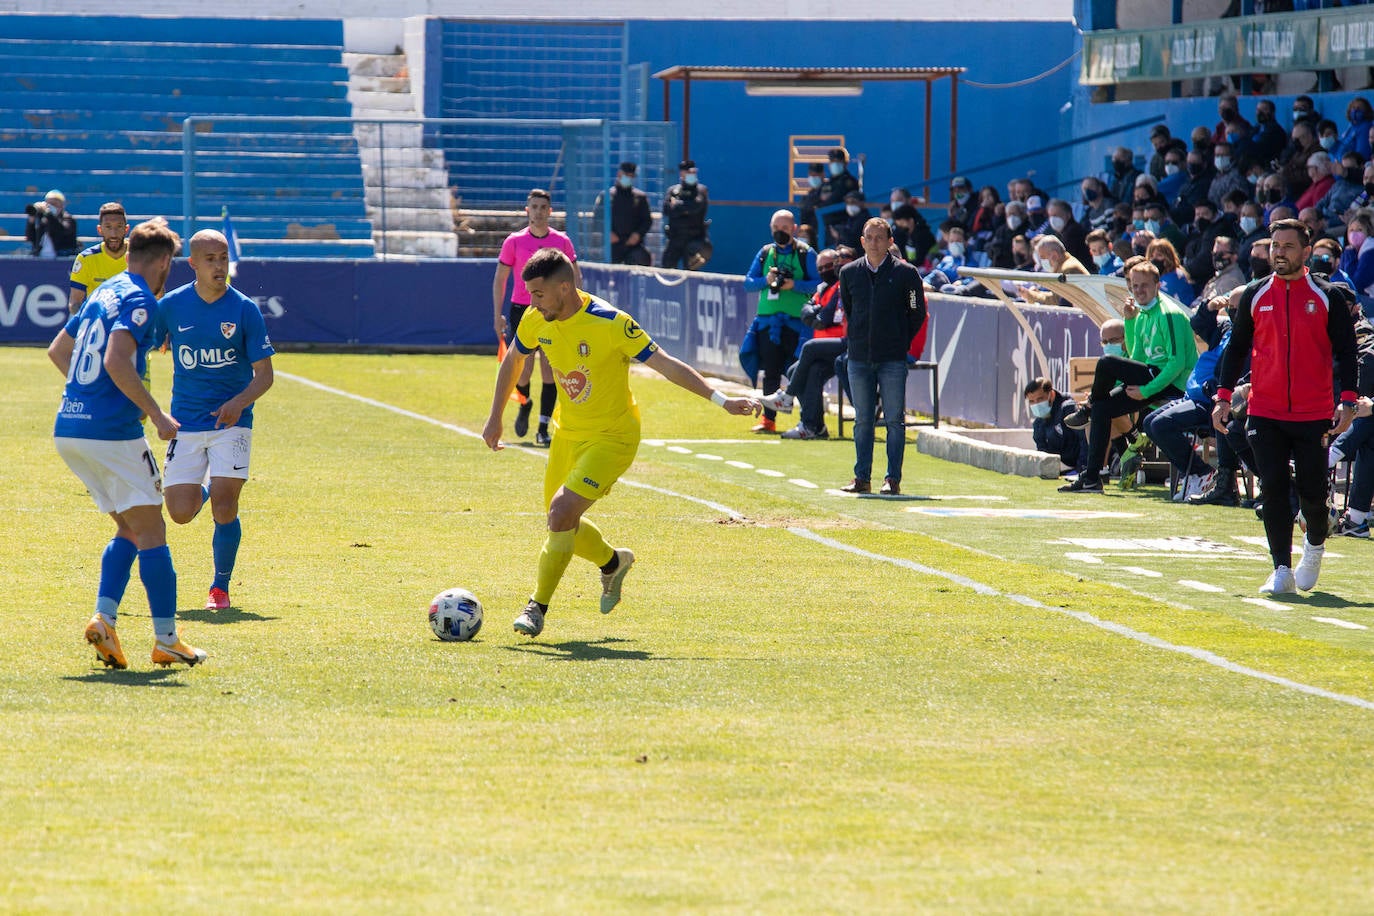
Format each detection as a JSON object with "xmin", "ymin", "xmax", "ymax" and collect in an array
[
  {"xmin": 1213, "ymin": 218, "xmax": 1360, "ymax": 596},
  {"xmin": 1061, "ymin": 260, "xmax": 1198, "ymax": 493},
  {"xmin": 837, "ymin": 218, "xmax": 925, "ymax": 495}
]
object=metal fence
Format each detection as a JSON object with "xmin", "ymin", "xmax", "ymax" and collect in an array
[{"xmin": 182, "ymin": 116, "xmax": 677, "ymax": 262}]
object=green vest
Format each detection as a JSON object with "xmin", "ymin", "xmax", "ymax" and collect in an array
[{"xmin": 757, "ymin": 244, "xmax": 811, "ymax": 317}]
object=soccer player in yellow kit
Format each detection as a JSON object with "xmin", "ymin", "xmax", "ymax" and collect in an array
[
  {"xmin": 482, "ymin": 248, "xmax": 760, "ymax": 637},
  {"xmin": 68, "ymin": 202, "xmax": 130, "ymax": 314}
]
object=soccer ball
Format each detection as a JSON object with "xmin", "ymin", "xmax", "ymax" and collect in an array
[{"xmin": 429, "ymin": 588, "xmax": 483, "ymax": 642}]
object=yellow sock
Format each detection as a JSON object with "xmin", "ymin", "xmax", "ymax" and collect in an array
[
  {"xmin": 572, "ymin": 517, "xmax": 615, "ymax": 566},
  {"xmin": 533, "ymin": 529, "xmax": 576, "ymax": 606}
]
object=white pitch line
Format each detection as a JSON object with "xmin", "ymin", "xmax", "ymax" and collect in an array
[
  {"xmin": 788, "ymin": 478, "xmax": 819, "ymax": 489},
  {"xmin": 1243, "ymin": 597, "xmax": 1294, "ymax": 612},
  {"xmin": 1065, "ymin": 552, "xmax": 1104, "ymax": 564},
  {"xmin": 1118, "ymin": 566, "xmax": 1163, "ymax": 578},
  {"xmin": 1178, "ymin": 579, "xmax": 1226, "ymax": 593},
  {"xmin": 755, "ymin": 468, "xmax": 785, "ymax": 478},
  {"xmin": 280, "ymin": 370, "xmax": 1374, "ymax": 713},
  {"xmin": 694, "ymin": 453, "xmax": 724, "ymax": 461},
  {"xmin": 725, "ymin": 460, "xmax": 754, "ymax": 470},
  {"xmin": 666, "ymin": 445, "xmax": 693, "ymax": 455},
  {"xmin": 1313, "ymin": 617, "xmax": 1369, "ymax": 630}
]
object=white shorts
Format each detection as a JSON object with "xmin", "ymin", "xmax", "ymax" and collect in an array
[
  {"xmin": 164, "ymin": 427, "xmax": 254, "ymax": 488},
  {"xmin": 55, "ymin": 436, "xmax": 163, "ymax": 515}
]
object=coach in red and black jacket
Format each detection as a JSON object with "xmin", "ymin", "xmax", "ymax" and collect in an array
[{"xmin": 1214, "ymin": 218, "xmax": 1360, "ymax": 594}]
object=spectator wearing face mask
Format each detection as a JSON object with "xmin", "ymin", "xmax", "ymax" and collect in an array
[
  {"xmin": 1281, "ymin": 122, "xmax": 1322, "ymax": 201},
  {"xmin": 923, "ymin": 223, "xmax": 974, "ymax": 291},
  {"xmin": 1019, "ymin": 236, "xmax": 1089, "ymax": 305},
  {"xmin": 1295, "ymin": 152, "xmax": 1335, "ymax": 214},
  {"xmin": 1207, "ymin": 141, "xmax": 1249, "ymax": 210},
  {"xmin": 1248, "ymin": 99, "xmax": 1286, "ymax": 166},
  {"xmin": 946, "ymin": 176, "xmax": 975, "ymax": 231},
  {"xmin": 1171, "ymin": 149, "xmax": 1215, "ymax": 228},
  {"xmin": 1024, "ymin": 377, "xmax": 1086, "ymax": 475},
  {"xmin": 1198, "ymin": 236, "xmax": 1246, "ymax": 304},
  {"xmin": 662, "ymin": 159, "xmax": 711, "ymax": 270},
  {"xmin": 1309, "ymin": 237, "xmax": 1353, "ymax": 288},
  {"xmin": 1183, "ymin": 199, "xmax": 1232, "ymax": 286},
  {"xmin": 1248, "ymin": 237, "xmax": 1273, "ymax": 281},
  {"xmin": 1010, "ymin": 233, "xmax": 1035, "ymax": 271},
  {"xmin": 1237, "ymin": 202, "xmax": 1267, "ymax": 269},
  {"xmin": 819, "ymin": 148, "xmax": 860, "ymax": 245},
  {"xmin": 1086, "ymin": 229, "xmax": 1123, "ymax": 276},
  {"xmin": 1045, "ymin": 198, "xmax": 1091, "ymax": 267},
  {"xmin": 1107, "ymin": 147, "xmax": 1143, "ymax": 207},
  {"xmin": 601, "ymin": 161, "xmax": 653, "ymax": 266},
  {"xmin": 742, "ymin": 209, "xmax": 819, "ymax": 434},
  {"xmin": 1147, "ymin": 125, "xmax": 1173, "ymax": 181},
  {"xmin": 1342, "ymin": 162, "xmax": 1374, "ymax": 218},
  {"xmin": 832, "ymin": 191, "xmax": 869, "ymax": 250},
  {"xmin": 1339, "ymin": 209, "xmax": 1374, "ymax": 297},
  {"xmin": 1336, "ymin": 98, "xmax": 1373, "ymax": 161},
  {"xmin": 1318, "ymin": 153, "xmax": 1365, "ymax": 230},
  {"xmin": 1259, "ymin": 173, "xmax": 1294, "ymax": 224},
  {"xmin": 1147, "ymin": 237, "xmax": 1195, "ymax": 303},
  {"xmin": 891, "ymin": 203, "xmax": 935, "ymax": 266},
  {"xmin": 1299, "ymin": 207, "xmax": 1329, "ymax": 245},
  {"xmin": 1212, "ymin": 93, "xmax": 1251, "ymax": 147},
  {"xmin": 988, "ymin": 201, "xmax": 1027, "ymax": 269},
  {"xmin": 1142, "ymin": 201, "xmax": 1188, "ymax": 256},
  {"xmin": 1078, "ymin": 176, "xmax": 1116, "ymax": 233},
  {"xmin": 797, "ymin": 163, "xmax": 827, "ymax": 247},
  {"xmin": 969, "ymin": 185, "xmax": 1000, "ymax": 249},
  {"xmin": 1157, "ymin": 145, "xmax": 1189, "ymax": 203}
]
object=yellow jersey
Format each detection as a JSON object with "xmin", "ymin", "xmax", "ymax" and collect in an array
[
  {"xmin": 514, "ymin": 291, "xmax": 658, "ymax": 441},
  {"xmin": 69, "ymin": 242, "xmax": 128, "ymax": 295}
]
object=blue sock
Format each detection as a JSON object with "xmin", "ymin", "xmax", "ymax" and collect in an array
[
  {"xmin": 96, "ymin": 536, "xmax": 138, "ymax": 623},
  {"xmin": 212, "ymin": 517, "xmax": 242, "ymax": 593},
  {"xmin": 201, "ymin": 484, "xmax": 211, "ymax": 506},
  {"xmin": 138, "ymin": 545, "xmax": 178, "ymax": 642}
]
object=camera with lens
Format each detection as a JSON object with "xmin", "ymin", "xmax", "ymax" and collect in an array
[
  {"xmin": 25, "ymin": 201, "xmax": 45, "ymax": 217},
  {"xmin": 768, "ymin": 264, "xmax": 794, "ymax": 294}
]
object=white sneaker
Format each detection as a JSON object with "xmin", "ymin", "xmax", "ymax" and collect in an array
[
  {"xmin": 1173, "ymin": 473, "xmax": 1205, "ymax": 502},
  {"xmin": 599, "ymin": 548, "xmax": 635, "ymax": 614},
  {"xmin": 1259, "ymin": 566, "xmax": 1297, "ymax": 596},
  {"xmin": 760, "ymin": 390, "xmax": 795, "ymax": 414},
  {"xmin": 1294, "ymin": 537, "xmax": 1325, "ymax": 591},
  {"xmin": 513, "ymin": 600, "xmax": 546, "ymax": 637}
]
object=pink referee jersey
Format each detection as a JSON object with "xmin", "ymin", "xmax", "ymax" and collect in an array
[{"xmin": 499, "ymin": 227, "xmax": 578, "ymax": 305}]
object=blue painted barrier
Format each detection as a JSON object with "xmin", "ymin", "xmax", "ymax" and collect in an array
[{"xmin": 0, "ymin": 258, "xmax": 1097, "ymax": 428}]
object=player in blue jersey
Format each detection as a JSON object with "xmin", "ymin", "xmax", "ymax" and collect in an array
[
  {"xmin": 157, "ymin": 230, "xmax": 275, "ymax": 611},
  {"xmin": 48, "ymin": 218, "xmax": 207, "ymax": 670}
]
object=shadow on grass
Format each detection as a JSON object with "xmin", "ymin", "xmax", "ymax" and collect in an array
[
  {"xmin": 503, "ymin": 637, "xmax": 656, "ymax": 661},
  {"xmin": 62, "ymin": 668, "xmax": 188, "ymax": 687},
  {"xmin": 176, "ymin": 606, "xmax": 279, "ymax": 625},
  {"xmin": 1301, "ymin": 592, "xmax": 1374, "ymax": 610}
]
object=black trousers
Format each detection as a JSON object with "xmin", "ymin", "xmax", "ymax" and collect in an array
[
  {"xmin": 1247, "ymin": 415, "xmax": 1332, "ymax": 568},
  {"xmin": 1084, "ymin": 356, "xmax": 1181, "ymax": 482},
  {"xmin": 755, "ymin": 324, "xmax": 800, "ymax": 422}
]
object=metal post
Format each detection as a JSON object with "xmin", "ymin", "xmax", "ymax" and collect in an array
[
  {"xmin": 182, "ymin": 117, "xmax": 197, "ymax": 240},
  {"xmin": 923, "ymin": 82, "xmax": 932, "ymax": 202},
  {"xmin": 603, "ymin": 119, "xmax": 613, "ymax": 264},
  {"xmin": 683, "ymin": 73, "xmax": 692, "ymax": 160},
  {"xmin": 949, "ymin": 73, "xmax": 959, "ymax": 177},
  {"xmin": 378, "ymin": 121, "xmax": 387, "ymax": 261}
]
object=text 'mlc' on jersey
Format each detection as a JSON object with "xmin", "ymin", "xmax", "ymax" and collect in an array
[
  {"xmin": 54, "ymin": 272, "xmax": 160, "ymax": 440},
  {"xmin": 155, "ymin": 282, "xmax": 275, "ymax": 432},
  {"xmin": 513, "ymin": 291, "xmax": 657, "ymax": 441}
]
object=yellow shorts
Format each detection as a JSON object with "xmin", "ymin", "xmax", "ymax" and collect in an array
[{"xmin": 543, "ymin": 432, "xmax": 639, "ymax": 506}]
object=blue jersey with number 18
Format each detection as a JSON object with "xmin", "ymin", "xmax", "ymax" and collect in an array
[
  {"xmin": 156, "ymin": 282, "xmax": 275, "ymax": 432},
  {"xmin": 54, "ymin": 271, "xmax": 160, "ymax": 441}
]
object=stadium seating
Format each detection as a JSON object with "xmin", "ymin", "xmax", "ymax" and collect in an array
[{"xmin": 0, "ymin": 15, "xmax": 371, "ymax": 258}]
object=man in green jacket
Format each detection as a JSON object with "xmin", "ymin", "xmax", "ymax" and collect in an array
[{"xmin": 1060, "ymin": 260, "xmax": 1199, "ymax": 493}]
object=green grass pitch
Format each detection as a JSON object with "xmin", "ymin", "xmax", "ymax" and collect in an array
[{"xmin": 2, "ymin": 346, "xmax": 1372, "ymax": 911}]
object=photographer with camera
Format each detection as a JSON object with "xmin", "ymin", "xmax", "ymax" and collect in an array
[
  {"xmin": 26, "ymin": 190, "xmax": 79, "ymax": 259},
  {"xmin": 742, "ymin": 209, "xmax": 819, "ymax": 433}
]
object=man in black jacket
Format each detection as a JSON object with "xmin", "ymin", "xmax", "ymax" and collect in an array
[
  {"xmin": 607, "ymin": 161, "xmax": 652, "ymax": 266},
  {"xmin": 662, "ymin": 160, "xmax": 711, "ymax": 270},
  {"xmin": 26, "ymin": 190, "xmax": 79, "ymax": 258},
  {"xmin": 838, "ymin": 218, "xmax": 926, "ymax": 495}
]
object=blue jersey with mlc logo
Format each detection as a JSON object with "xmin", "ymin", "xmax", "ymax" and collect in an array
[
  {"xmin": 54, "ymin": 271, "xmax": 160, "ymax": 441},
  {"xmin": 156, "ymin": 282, "xmax": 275, "ymax": 432}
]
